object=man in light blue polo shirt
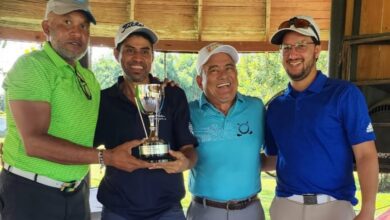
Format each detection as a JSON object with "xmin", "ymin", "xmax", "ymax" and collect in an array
[
  {"xmin": 264, "ymin": 15, "xmax": 379, "ymax": 220},
  {"xmin": 187, "ymin": 42, "xmax": 266, "ymax": 220}
]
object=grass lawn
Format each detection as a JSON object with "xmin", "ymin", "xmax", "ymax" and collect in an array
[
  {"xmin": 1, "ymin": 154, "xmax": 389, "ymax": 218},
  {"xmin": 90, "ymin": 166, "xmax": 390, "ymax": 219}
]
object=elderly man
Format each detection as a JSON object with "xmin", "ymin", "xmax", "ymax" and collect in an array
[
  {"xmin": 186, "ymin": 42, "xmax": 266, "ymax": 220},
  {"xmin": 0, "ymin": 1, "xmax": 142, "ymax": 219},
  {"xmin": 93, "ymin": 20, "xmax": 198, "ymax": 220},
  {"xmin": 264, "ymin": 15, "xmax": 379, "ymax": 220}
]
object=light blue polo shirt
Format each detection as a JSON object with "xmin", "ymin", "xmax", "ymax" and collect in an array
[
  {"xmin": 265, "ymin": 71, "xmax": 375, "ymax": 205},
  {"xmin": 189, "ymin": 93, "xmax": 265, "ymax": 201}
]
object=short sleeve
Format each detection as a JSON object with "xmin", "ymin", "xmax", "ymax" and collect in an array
[
  {"xmin": 4, "ymin": 54, "xmax": 51, "ymax": 102},
  {"xmin": 339, "ymin": 84, "xmax": 376, "ymax": 145}
]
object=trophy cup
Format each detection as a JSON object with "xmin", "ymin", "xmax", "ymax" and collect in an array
[{"xmin": 135, "ymin": 84, "xmax": 172, "ymax": 163}]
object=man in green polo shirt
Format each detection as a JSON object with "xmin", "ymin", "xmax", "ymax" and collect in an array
[{"xmin": 0, "ymin": 1, "xmax": 147, "ymax": 220}]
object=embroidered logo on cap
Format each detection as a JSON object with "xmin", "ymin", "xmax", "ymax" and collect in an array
[
  {"xmin": 120, "ymin": 21, "xmax": 145, "ymax": 33},
  {"xmin": 206, "ymin": 42, "xmax": 222, "ymax": 52}
]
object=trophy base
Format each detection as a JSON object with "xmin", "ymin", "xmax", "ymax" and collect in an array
[
  {"xmin": 139, "ymin": 142, "xmax": 174, "ymax": 163},
  {"xmin": 139, "ymin": 154, "xmax": 174, "ymax": 163}
]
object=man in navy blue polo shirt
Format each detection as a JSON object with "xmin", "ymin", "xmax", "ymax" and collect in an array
[
  {"xmin": 93, "ymin": 20, "xmax": 198, "ymax": 220},
  {"xmin": 264, "ymin": 15, "xmax": 379, "ymax": 220}
]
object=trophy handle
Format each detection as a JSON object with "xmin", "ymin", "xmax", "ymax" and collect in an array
[{"xmin": 155, "ymin": 91, "xmax": 165, "ymax": 139}]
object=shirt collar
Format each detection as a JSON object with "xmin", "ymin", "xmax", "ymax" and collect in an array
[
  {"xmin": 43, "ymin": 42, "xmax": 82, "ymax": 71},
  {"xmin": 285, "ymin": 71, "xmax": 327, "ymax": 96},
  {"xmin": 198, "ymin": 92, "xmax": 245, "ymax": 109}
]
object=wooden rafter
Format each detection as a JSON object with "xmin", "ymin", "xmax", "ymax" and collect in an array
[{"xmin": 0, "ymin": 0, "xmax": 332, "ymax": 52}]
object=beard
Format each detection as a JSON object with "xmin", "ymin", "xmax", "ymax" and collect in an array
[
  {"xmin": 56, "ymin": 46, "xmax": 87, "ymax": 62},
  {"xmin": 50, "ymin": 39, "xmax": 88, "ymax": 64},
  {"xmin": 286, "ymin": 54, "xmax": 317, "ymax": 82}
]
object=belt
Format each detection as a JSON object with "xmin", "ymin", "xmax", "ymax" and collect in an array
[
  {"xmin": 3, "ymin": 163, "xmax": 82, "ymax": 192},
  {"xmin": 193, "ymin": 195, "xmax": 258, "ymax": 210},
  {"xmin": 286, "ymin": 194, "xmax": 337, "ymax": 205}
]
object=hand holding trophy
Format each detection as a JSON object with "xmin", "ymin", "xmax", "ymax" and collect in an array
[{"xmin": 135, "ymin": 84, "xmax": 173, "ymax": 163}]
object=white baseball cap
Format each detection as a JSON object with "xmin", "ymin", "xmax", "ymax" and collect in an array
[
  {"xmin": 196, "ymin": 42, "xmax": 239, "ymax": 74},
  {"xmin": 271, "ymin": 15, "xmax": 320, "ymax": 45},
  {"xmin": 114, "ymin": 21, "xmax": 159, "ymax": 48},
  {"xmin": 45, "ymin": 0, "xmax": 96, "ymax": 24}
]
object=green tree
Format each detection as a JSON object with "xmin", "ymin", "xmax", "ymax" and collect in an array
[
  {"xmin": 153, "ymin": 53, "xmax": 200, "ymax": 102},
  {"xmin": 237, "ymin": 52, "xmax": 289, "ymax": 103},
  {"xmin": 92, "ymin": 49, "xmax": 329, "ymax": 105},
  {"xmin": 92, "ymin": 53, "xmax": 121, "ymax": 89}
]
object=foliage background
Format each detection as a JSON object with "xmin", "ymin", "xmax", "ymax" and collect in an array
[{"xmin": 92, "ymin": 49, "xmax": 329, "ymax": 104}]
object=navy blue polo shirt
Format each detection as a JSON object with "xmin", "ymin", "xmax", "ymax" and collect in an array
[
  {"xmin": 265, "ymin": 71, "xmax": 375, "ymax": 205},
  {"xmin": 94, "ymin": 75, "xmax": 197, "ymax": 219}
]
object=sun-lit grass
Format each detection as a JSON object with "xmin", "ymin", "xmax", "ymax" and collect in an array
[
  {"xmin": 2, "ymin": 143, "xmax": 389, "ymax": 219},
  {"xmin": 90, "ymin": 169, "xmax": 390, "ymax": 219}
]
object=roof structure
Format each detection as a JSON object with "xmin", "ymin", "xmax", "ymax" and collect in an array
[{"xmin": 0, "ymin": 0, "xmax": 331, "ymax": 52}]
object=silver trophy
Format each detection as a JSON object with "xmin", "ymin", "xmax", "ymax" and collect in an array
[{"xmin": 135, "ymin": 84, "xmax": 172, "ymax": 163}]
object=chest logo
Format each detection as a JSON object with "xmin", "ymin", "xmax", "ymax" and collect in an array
[{"xmin": 237, "ymin": 121, "xmax": 253, "ymax": 136}]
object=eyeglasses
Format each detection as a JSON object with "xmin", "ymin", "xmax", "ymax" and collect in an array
[
  {"xmin": 280, "ymin": 41, "xmax": 315, "ymax": 54},
  {"xmin": 75, "ymin": 70, "xmax": 92, "ymax": 100},
  {"xmin": 278, "ymin": 17, "xmax": 320, "ymax": 43}
]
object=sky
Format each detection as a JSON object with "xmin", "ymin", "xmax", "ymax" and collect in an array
[
  {"xmin": 0, "ymin": 40, "xmax": 43, "ymax": 94},
  {"xmin": 0, "ymin": 40, "xmax": 114, "ymax": 93},
  {"xmin": 0, "ymin": 41, "xmax": 40, "ymax": 73}
]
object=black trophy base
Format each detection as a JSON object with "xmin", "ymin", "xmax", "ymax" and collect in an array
[
  {"xmin": 139, "ymin": 153, "xmax": 175, "ymax": 163},
  {"xmin": 138, "ymin": 142, "xmax": 175, "ymax": 163}
]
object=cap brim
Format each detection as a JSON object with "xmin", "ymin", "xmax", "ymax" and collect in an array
[
  {"xmin": 52, "ymin": 8, "xmax": 96, "ymax": 25},
  {"xmin": 197, "ymin": 45, "xmax": 239, "ymax": 74},
  {"xmin": 132, "ymin": 28, "xmax": 158, "ymax": 44},
  {"xmin": 115, "ymin": 26, "xmax": 158, "ymax": 48}
]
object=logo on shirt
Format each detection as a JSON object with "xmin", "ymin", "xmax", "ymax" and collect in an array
[
  {"xmin": 366, "ymin": 122, "xmax": 374, "ymax": 133},
  {"xmin": 237, "ymin": 121, "xmax": 253, "ymax": 137},
  {"xmin": 156, "ymin": 114, "xmax": 167, "ymax": 122}
]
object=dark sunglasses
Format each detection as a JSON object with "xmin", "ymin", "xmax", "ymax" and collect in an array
[
  {"xmin": 278, "ymin": 17, "xmax": 320, "ymax": 43},
  {"xmin": 75, "ymin": 70, "xmax": 92, "ymax": 100}
]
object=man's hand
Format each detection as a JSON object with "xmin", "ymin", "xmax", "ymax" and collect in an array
[
  {"xmin": 104, "ymin": 139, "xmax": 152, "ymax": 172},
  {"xmin": 162, "ymin": 78, "xmax": 179, "ymax": 89},
  {"xmin": 149, "ymin": 150, "xmax": 190, "ymax": 173}
]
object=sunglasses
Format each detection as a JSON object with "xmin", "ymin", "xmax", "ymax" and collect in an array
[
  {"xmin": 75, "ymin": 70, "xmax": 92, "ymax": 100},
  {"xmin": 278, "ymin": 17, "xmax": 320, "ymax": 43}
]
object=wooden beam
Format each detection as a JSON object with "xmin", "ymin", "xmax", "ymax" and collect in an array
[
  {"xmin": 197, "ymin": 0, "xmax": 203, "ymax": 41},
  {"xmin": 130, "ymin": 0, "xmax": 135, "ymax": 20},
  {"xmin": 266, "ymin": 0, "xmax": 271, "ymax": 41},
  {"xmin": 0, "ymin": 26, "xmax": 328, "ymax": 52},
  {"xmin": 0, "ymin": 26, "xmax": 46, "ymax": 43}
]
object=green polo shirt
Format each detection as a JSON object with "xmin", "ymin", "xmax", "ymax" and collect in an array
[{"xmin": 2, "ymin": 42, "xmax": 100, "ymax": 182}]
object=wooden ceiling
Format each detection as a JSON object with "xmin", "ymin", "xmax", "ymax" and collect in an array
[{"xmin": 0, "ymin": 0, "xmax": 331, "ymax": 52}]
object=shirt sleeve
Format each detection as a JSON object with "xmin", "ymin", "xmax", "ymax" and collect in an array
[
  {"xmin": 339, "ymin": 84, "xmax": 376, "ymax": 146},
  {"xmin": 4, "ymin": 54, "xmax": 52, "ymax": 102}
]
